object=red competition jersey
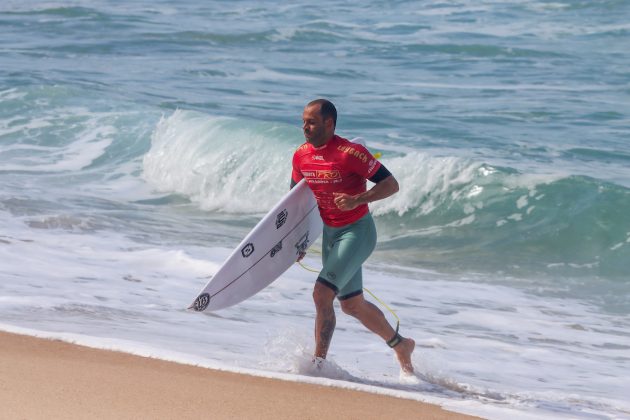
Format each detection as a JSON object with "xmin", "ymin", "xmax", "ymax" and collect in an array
[{"xmin": 291, "ymin": 135, "xmax": 382, "ymax": 227}]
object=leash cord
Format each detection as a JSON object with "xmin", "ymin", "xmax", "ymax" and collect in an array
[{"xmin": 297, "ymin": 250, "xmax": 400, "ymax": 329}]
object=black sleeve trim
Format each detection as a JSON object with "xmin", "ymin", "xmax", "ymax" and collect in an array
[
  {"xmin": 290, "ymin": 178, "xmax": 297, "ymax": 189},
  {"xmin": 368, "ymin": 164, "xmax": 392, "ymax": 183}
]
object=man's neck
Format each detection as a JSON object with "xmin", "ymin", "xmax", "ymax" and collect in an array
[{"xmin": 310, "ymin": 134, "xmax": 334, "ymax": 148}]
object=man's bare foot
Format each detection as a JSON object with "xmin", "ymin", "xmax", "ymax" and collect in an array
[
  {"xmin": 312, "ymin": 356, "xmax": 325, "ymax": 370},
  {"xmin": 394, "ymin": 337, "xmax": 415, "ymax": 374}
]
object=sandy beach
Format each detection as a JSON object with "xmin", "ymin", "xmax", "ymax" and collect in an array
[{"xmin": 0, "ymin": 331, "xmax": 480, "ymax": 420}]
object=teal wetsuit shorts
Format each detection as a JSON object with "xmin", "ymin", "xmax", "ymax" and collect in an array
[{"xmin": 318, "ymin": 212, "xmax": 377, "ymax": 300}]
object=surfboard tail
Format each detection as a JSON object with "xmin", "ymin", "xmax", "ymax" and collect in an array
[{"xmin": 189, "ymin": 293, "xmax": 211, "ymax": 312}]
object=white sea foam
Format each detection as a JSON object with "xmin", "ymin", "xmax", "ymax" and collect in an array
[
  {"xmin": 371, "ymin": 153, "xmax": 481, "ymax": 217},
  {"xmin": 0, "ymin": 109, "xmax": 117, "ymax": 172},
  {"xmin": 0, "ymin": 87, "xmax": 27, "ymax": 100},
  {"xmin": 0, "ymin": 138, "xmax": 112, "ymax": 172},
  {"xmin": 142, "ymin": 110, "xmax": 295, "ymax": 213}
]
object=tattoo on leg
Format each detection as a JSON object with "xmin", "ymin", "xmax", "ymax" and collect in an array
[
  {"xmin": 315, "ymin": 309, "xmax": 336, "ymax": 358},
  {"xmin": 319, "ymin": 317, "xmax": 335, "ymax": 353}
]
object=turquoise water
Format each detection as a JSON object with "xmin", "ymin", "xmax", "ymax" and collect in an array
[{"xmin": 1, "ymin": 2, "xmax": 630, "ymax": 419}]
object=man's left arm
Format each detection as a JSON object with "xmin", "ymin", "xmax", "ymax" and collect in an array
[{"xmin": 334, "ymin": 166, "xmax": 399, "ymax": 211}]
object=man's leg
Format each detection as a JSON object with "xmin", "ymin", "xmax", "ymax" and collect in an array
[
  {"xmin": 340, "ymin": 293, "xmax": 415, "ymax": 373},
  {"xmin": 312, "ymin": 281, "xmax": 337, "ymax": 359}
]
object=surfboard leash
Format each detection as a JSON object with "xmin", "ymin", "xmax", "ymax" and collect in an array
[{"xmin": 296, "ymin": 251, "xmax": 401, "ymax": 332}]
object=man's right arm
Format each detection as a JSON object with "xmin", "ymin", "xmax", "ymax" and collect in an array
[
  {"xmin": 291, "ymin": 154, "xmax": 306, "ymax": 261},
  {"xmin": 290, "ymin": 151, "xmax": 303, "ymax": 190},
  {"xmin": 291, "ymin": 175, "xmax": 306, "ymax": 262}
]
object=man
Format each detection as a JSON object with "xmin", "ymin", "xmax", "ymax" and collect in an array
[{"xmin": 291, "ymin": 99, "xmax": 415, "ymax": 374}]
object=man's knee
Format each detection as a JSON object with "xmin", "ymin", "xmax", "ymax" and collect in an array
[
  {"xmin": 340, "ymin": 297, "xmax": 364, "ymax": 316},
  {"xmin": 313, "ymin": 281, "xmax": 336, "ymax": 309}
]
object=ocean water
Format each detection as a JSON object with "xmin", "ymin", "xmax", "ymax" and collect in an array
[{"xmin": 1, "ymin": 1, "xmax": 629, "ymax": 419}]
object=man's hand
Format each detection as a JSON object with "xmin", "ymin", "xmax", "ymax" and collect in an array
[
  {"xmin": 334, "ymin": 175, "xmax": 399, "ymax": 212},
  {"xmin": 333, "ymin": 192, "xmax": 360, "ymax": 211}
]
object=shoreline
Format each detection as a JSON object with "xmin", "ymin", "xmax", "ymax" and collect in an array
[{"xmin": 0, "ymin": 330, "xmax": 481, "ymax": 419}]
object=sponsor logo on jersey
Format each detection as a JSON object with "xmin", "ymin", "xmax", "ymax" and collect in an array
[
  {"xmin": 302, "ymin": 170, "xmax": 341, "ymax": 179},
  {"xmin": 312, "ymin": 155, "xmax": 324, "ymax": 161},
  {"xmin": 337, "ymin": 145, "xmax": 369, "ymax": 163},
  {"xmin": 316, "ymin": 170, "xmax": 340, "ymax": 179}
]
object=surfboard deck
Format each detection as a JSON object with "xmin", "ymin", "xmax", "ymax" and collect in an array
[{"xmin": 189, "ymin": 178, "xmax": 323, "ymax": 312}]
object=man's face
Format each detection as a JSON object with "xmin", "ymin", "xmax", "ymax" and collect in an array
[{"xmin": 302, "ymin": 104, "xmax": 330, "ymax": 146}]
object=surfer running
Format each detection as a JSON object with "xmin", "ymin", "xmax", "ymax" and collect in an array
[{"xmin": 291, "ymin": 99, "xmax": 415, "ymax": 374}]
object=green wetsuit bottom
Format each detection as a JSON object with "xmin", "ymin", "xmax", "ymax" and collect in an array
[{"xmin": 318, "ymin": 212, "xmax": 377, "ymax": 300}]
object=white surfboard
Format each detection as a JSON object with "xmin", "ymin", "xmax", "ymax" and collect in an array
[
  {"xmin": 189, "ymin": 178, "xmax": 323, "ymax": 312},
  {"xmin": 189, "ymin": 138, "xmax": 367, "ymax": 312}
]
